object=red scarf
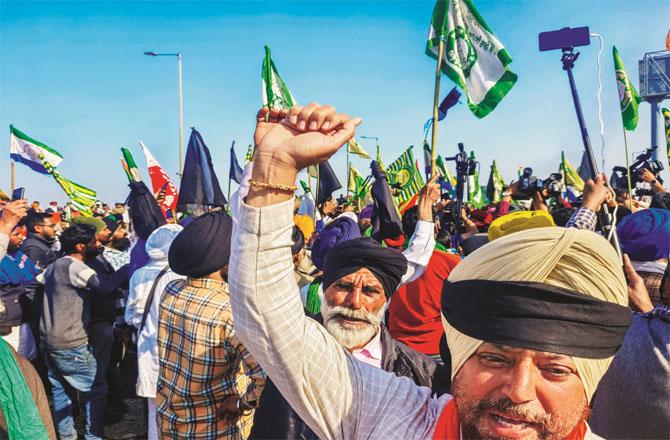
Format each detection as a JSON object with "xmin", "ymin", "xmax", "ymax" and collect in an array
[{"xmin": 433, "ymin": 400, "xmax": 588, "ymax": 440}]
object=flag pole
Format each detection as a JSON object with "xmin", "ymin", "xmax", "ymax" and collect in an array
[
  {"xmin": 622, "ymin": 128, "xmax": 634, "ymax": 210},
  {"xmin": 430, "ymin": 38, "xmax": 445, "ymax": 177},
  {"xmin": 314, "ymin": 165, "xmax": 320, "ymax": 228},
  {"xmin": 346, "ymin": 146, "xmax": 350, "ymax": 196}
]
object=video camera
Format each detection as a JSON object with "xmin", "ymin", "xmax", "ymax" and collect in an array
[
  {"xmin": 517, "ymin": 167, "xmax": 564, "ymax": 199},
  {"xmin": 610, "ymin": 146, "xmax": 664, "ymax": 194}
]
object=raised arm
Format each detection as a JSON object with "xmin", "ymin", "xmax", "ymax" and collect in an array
[
  {"xmin": 229, "ymin": 105, "xmax": 445, "ymax": 439},
  {"xmin": 401, "ymin": 178, "xmax": 439, "ymax": 284}
]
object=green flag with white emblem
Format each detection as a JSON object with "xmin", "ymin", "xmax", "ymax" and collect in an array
[
  {"xmin": 262, "ymin": 45, "xmax": 297, "ymax": 110},
  {"xmin": 613, "ymin": 46, "xmax": 642, "ymax": 131},
  {"xmin": 426, "ymin": 0, "xmax": 517, "ymax": 118}
]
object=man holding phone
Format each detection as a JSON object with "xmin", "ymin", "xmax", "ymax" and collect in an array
[{"xmin": 0, "ymin": 199, "xmax": 29, "ymax": 260}]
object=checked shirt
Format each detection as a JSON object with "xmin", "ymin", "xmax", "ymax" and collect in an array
[{"xmin": 156, "ymin": 277, "xmax": 265, "ymax": 439}]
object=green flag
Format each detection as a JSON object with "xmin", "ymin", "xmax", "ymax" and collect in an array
[
  {"xmin": 426, "ymin": 0, "xmax": 517, "ymax": 118},
  {"xmin": 121, "ymin": 148, "xmax": 141, "ymax": 182},
  {"xmin": 435, "ymin": 155, "xmax": 457, "ymax": 196},
  {"xmin": 387, "ymin": 146, "xmax": 425, "ymax": 209},
  {"xmin": 467, "ymin": 151, "xmax": 484, "ymax": 207},
  {"xmin": 486, "ymin": 159, "xmax": 506, "ymax": 203},
  {"xmin": 348, "ymin": 165, "xmax": 369, "ymax": 200},
  {"xmin": 613, "ymin": 46, "xmax": 642, "ymax": 131},
  {"xmin": 262, "ymin": 45, "xmax": 296, "ymax": 110},
  {"xmin": 662, "ymin": 108, "xmax": 670, "ymax": 168},
  {"xmin": 41, "ymin": 159, "xmax": 97, "ymax": 216},
  {"xmin": 559, "ymin": 151, "xmax": 585, "ymax": 192}
]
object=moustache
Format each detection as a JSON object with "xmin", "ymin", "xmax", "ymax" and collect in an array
[
  {"xmin": 474, "ymin": 397, "xmax": 550, "ymax": 426},
  {"xmin": 324, "ymin": 305, "xmax": 381, "ymax": 327}
]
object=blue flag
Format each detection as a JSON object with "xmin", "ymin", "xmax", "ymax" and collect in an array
[
  {"xmin": 370, "ymin": 160, "xmax": 403, "ymax": 242},
  {"xmin": 317, "ymin": 160, "xmax": 342, "ymax": 205},
  {"xmin": 229, "ymin": 141, "xmax": 244, "ymax": 185},
  {"xmin": 178, "ymin": 128, "xmax": 227, "ymax": 212},
  {"xmin": 438, "ymin": 87, "xmax": 461, "ymax": 120}
]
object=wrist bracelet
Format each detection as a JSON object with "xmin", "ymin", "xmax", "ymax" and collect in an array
[{"xmin": 248, "ymin": 180, "xmax": 297, "ymax": 192}]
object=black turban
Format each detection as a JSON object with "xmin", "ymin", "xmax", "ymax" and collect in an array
[
  {"xmin": 322, "ymin": 237, "xmax": 408, "ymax": 298},
  {"xmin": 168, "ymin": 211, "xmax": 232, "ymax": 278}
]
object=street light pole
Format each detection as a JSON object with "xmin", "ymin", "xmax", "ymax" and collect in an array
[
  {"xmin": 144, "ymin": 50, "xmax": 184, "ymax": 178},
  {"xmin": 177, "ymin": 52, "xmax": 183, "ymax": 177}
]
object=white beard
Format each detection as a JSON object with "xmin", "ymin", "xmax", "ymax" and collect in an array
[{"xmin": 321, "ymin": 300, "xmax": 385, "ymax": 350}]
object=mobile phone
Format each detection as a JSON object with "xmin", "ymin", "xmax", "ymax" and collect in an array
[{"xmin": 11, "ymin": 187, "xmax": 25, "ymax": 201}]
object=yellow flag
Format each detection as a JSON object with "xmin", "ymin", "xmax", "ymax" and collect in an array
[{"xmin": 347, "ymin": 138, "xmax": 370, "ymax": 159}]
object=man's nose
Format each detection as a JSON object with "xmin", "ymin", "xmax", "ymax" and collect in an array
[
  {"xmin": 501, "ymin": 361, "xmax": 538, "ymax": 404},
  {"xmin": 344, "ymin": 287, "xmax": 363, "ymax": 310}
]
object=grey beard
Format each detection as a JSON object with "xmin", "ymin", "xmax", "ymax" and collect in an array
[{"xmin": 321, "ymin": 300, "xmax": 385, "ymax": 350}]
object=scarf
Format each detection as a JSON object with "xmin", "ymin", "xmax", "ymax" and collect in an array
[
  {"xmin": 432, "ymin": 400, "xmax": 588, "ymax": 440},
  {"xmin": 0, "ymin": 340, "xmax": 48, "ymax": 440}
]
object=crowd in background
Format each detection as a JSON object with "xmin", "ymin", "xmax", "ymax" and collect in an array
[{"xmin": 0, "ymin": 105, "xmax": 669, "ymax": 440}]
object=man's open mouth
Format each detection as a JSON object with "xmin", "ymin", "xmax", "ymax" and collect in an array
[{"xmin": 489, "ymin": 411, "xmax": 537, "ymax": 431}]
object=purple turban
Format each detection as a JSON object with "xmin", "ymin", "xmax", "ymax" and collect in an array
[
  {"xmin": 311, "ymin": 216, "xmax": 360, "ymax": 270},
  {"xmin": 359, "ymin": 205, "xmax": 375, "ymax": 221},
  {"xmin": 618, "ymin": 208, "xmax": 670, "ymax": 261}
]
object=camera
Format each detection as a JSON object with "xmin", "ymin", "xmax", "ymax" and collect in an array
[
  {"xmin": 610, "ymin": 147, "xmax": 664, "ymax": 194},
  {"xmin": 517, "ymin": 167, "xmax": 564, "ymax": 199}
]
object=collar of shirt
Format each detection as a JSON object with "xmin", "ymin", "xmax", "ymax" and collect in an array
[
  {"xmin": 187, "ymin": 277, "xmax": 229, "ymax": 292},
  {"xmin": 351, "ymin": 329, "xmax": 382, "ymax": 368}
]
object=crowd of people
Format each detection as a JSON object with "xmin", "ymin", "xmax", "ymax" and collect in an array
[{"xmin": 1, "ymin": 104, "xmax": 669, "ymax": 440}]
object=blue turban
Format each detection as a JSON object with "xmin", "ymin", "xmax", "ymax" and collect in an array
[
  {"xmin": 618, "ymin": 208, "xmax": 670, "ymax": 261},
  {"xmin": 311, "ymin": 216, "xmax": 360, "ymax": 270}
]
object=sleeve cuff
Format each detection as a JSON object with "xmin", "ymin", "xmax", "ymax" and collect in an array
[{"xmin": 238, "ymin": 197, "xmax": 296, "ymax": 235}]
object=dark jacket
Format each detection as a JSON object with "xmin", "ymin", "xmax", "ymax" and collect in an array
[
  {"xmin": 85, "ymin": 254, "xmax": 129, "ymax": 325},
  {"xmin": 21, "ymin": 233, "xmax": 57, "ymax": 270},
  {"xmin": 249, "ymin": 322, "xmax": 449, "ymax": 440},
  {"xmin": 21, "ymin": 234, "xmax": 57, "ymax": 331}
]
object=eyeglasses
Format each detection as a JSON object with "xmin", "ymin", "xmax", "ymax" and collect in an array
[{"xmin": 37, "ymin": 223, "xmax": 55, "ymax": 229}]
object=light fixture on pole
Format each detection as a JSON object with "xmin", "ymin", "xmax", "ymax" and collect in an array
[{"xmin": 144, "ymin": 50, "xmax": 184, "ymax": 178}]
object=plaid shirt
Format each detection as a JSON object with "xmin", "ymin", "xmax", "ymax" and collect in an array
[
  {"xmin": 566, "ymin": 207, "xmax": 598, "ymax": 231},
  {"xmin": 156, "ymin": 277, "xmax": 265, "ymax": 439}
]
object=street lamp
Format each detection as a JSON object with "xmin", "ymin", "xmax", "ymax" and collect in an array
[{"xmin": 144, "ymin": 50, "xmax": 184, "ymax": 177}]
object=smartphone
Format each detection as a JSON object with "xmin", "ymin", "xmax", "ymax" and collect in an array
[{"xmin": 11, "ymin": 187, "xmax": 25, "ymax": 201}]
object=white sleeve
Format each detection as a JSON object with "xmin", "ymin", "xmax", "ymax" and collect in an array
[
  {"xmin": 125, "ymin": 272, "xmax": 142, "ymax": 328},
  {"xmin": 400, "ymin": 220, "xmax": 435, "ymax": 285}
]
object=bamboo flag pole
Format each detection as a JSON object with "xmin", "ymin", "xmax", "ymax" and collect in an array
[{"xmin": 430, "ymin": 38, "xmax": 445, "ymax": 178}]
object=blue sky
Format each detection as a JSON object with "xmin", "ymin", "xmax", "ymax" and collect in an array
[{"xmin": 1, "ymin": 0, "xmax": 668, "ymax": 204}]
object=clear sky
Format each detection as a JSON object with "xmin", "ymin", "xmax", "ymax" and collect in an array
[{"xmin": 1, "ymin": 0, "xmax": 668, "ymax": 204}]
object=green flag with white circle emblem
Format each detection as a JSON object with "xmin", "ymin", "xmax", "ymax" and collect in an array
[
  {"xmin": 426, "ymin": 0, "xmax": 517, "ymax": 118},
  {"xmin": 613, "ymin": 46, "xmax": 641, "ymax": 131},
  {"xmin": 386, "ymin": 146, "xmax": 425, "ymax": 210}
]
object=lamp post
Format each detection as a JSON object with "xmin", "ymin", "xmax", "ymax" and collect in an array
[{"xmin": 144, "ymin": 51, "xmax": 184, "ymax": 177}]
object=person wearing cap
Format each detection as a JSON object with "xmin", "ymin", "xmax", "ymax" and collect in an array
[
  {"xmin": 229, "ymin": 104, "xmax": 633, "ymax": 440},
  {"xmin": 70, "ymin": 216, "xmax": 131, "ymax": 426},
  {"xmin": 156, "ymin": 211, "xmax": 265, "ymax": 439},
  {"xmin": 39, "ymin": 223, "xmax": 126, "ymax": 440}
]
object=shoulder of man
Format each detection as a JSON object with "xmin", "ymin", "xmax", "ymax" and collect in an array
[
  {"xmin": 64, "ymin": 257, "xmax": 97, "ymax": 289},
  {"xmin": 381, "ymin": 325, "xmax": 440, "ymax": 387}
]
